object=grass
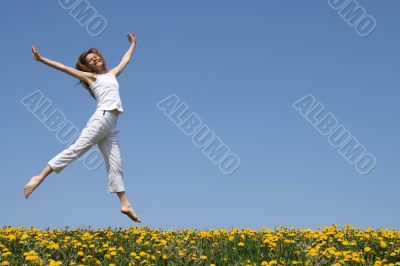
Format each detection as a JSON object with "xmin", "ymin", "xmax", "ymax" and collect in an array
[{"xmin": 1, "ymin": 224, "xmax": 400, "ymax": 265}]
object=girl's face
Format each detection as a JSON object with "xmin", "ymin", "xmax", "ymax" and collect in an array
[{"xmin": 85, "ymin": 53, "xmax": 104, "ymax": 70}]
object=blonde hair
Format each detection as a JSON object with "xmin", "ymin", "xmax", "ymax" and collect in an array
[{"xmin": 75, "ymin": 48, "xmax": 108, "ymax": 99}]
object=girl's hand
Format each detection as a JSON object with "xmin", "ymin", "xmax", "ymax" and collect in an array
[
  {"xmin": 127, "ymin": 32, "xmax": 136, "ymax": 44},
  {"xmin": 32, "ymin": 46, "xmax": 41, "ymax": 61}
]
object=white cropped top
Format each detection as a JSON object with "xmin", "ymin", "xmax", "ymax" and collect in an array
[{"xmin": 90, "ymin": 73, "xmax": 123, "ymax": 113}]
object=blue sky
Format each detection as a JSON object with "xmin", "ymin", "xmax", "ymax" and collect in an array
[{"xmin": 1, "ymin": 0, "xmax": 399, "ymax": 230}]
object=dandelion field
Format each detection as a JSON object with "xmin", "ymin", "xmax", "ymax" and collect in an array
[{"xmin": 1, "ymin": 225, "xmax": 400, "ymax": 266}]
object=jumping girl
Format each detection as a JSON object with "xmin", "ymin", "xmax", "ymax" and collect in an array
[{"xmin": 23, "ymin": 32, "xmax": 141, "ymax": 223}]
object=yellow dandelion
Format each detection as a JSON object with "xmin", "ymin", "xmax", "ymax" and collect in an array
[
  {"xmin": 49, "ymin": 260, "xmax": 63, "ymax": 266},
  {"xmin": 49, "ymin": 242, "xmax": 60, "ymax": 249},
  {"xmin": 364, "ymin": 246, "xmax": 372, "ymax": 252}
]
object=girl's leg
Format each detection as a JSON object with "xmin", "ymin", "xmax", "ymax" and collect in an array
[
  {"xmin": 97, "ymin": 117, "xmax": 141, "ymax": 223},
  {"xmin": 117, "ymin": 191, "xmax": 141, "ymax": 223},
  {"xmin": 24, "ymin": 110, "xmax": 108, "ymax": 199},
  {"xmin": 23, "ymin": 164, "xmax": 53, "ymax": 198},
  {"xmin": 47, "ymin": 113, "xmax": 108, "ymax": 174}
]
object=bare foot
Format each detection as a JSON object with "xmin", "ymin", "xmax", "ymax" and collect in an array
[
  {"xmin": 23, "ymin": 176, "xmax": 44, "ymax": 199},
  {"xmin": 121, "ymin": 205, "xmax": 141, "ymax": 223}
]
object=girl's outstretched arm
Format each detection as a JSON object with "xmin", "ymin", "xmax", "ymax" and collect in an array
[
  {"xmin": 109, "ymin": 32, "xmax": 137, "ymax": 77},
  {"xmin": 32, "ymin": 46, "xmax": 95, "ymax": 83}
]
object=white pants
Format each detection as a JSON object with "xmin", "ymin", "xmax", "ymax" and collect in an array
[{"xmin": 48, "ymin": 109, "xmax": 125, "ymax": 193}]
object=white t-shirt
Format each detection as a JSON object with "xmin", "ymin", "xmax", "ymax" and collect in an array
[{"xmin": 90, "ymin": 73, "xmax": 123, "ymax": 113}]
